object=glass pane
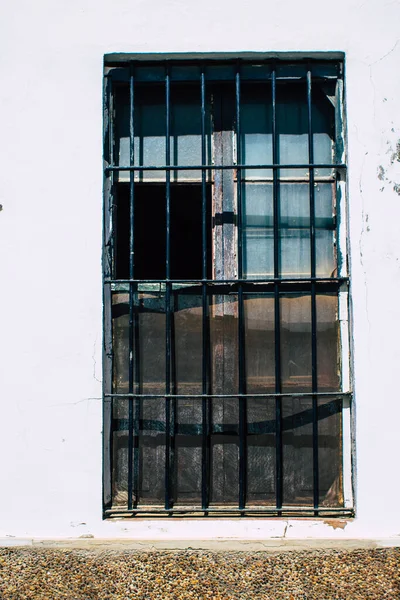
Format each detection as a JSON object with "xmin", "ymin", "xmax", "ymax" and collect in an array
[
  {"xmin": 282, "ymin": 397, "xmax": 313, "ymax": 505},
  {"xmin": 280, "ymin": 183, "xmax": 310, "ymax": 277},
  {"xmin": 244, "ymin": 230, "xmax": 274, "ymax": 279},
  {"xmin": 317, "ymin": 294, "xmax": 340, "ymax": 391},
  {"xmin": 112, "ymin": 397, "xmax": 129, "ymax": 506},
  {"xmin": 241, "ymin": 84, "xmax": 273, "ymax": 178},
  {"xmin": 244, "ymin": 295, "xmax": 275, "ymax": 393},
  {"xmin": 112, "ymin": 291, "xmax": 167, "ymax": 396},
  {"xmin": 172, "ymin": 292, "xmax": 203, "ymax": 395},
  {"xmin": 116, "ymin": 85, "xmax": 166, "ymax": 182},
  {"xmin": 277, "ymin": 82, "xmax": 308, "ymax": 177},
  {"xmin": 312, "ymin": 81, "xmax": 335, "ymax": 176},
  {"xmin": 115, "ymin": 86, "xmax": 131, "ymax": 178},
  {"xmin": 112, "ymin": 292, "xmax": 130, "ymax": 394},
  {"xmin": 315, "ymin": 183, "xmax": 336, "ymax": 277},
  {"xmin": 139, "ymin": 293, "xmax": 166, "ymax": 394},
  {"xmin": 210, "ymin": 396, "xmax": 239, "ymax": 504},
  {"xmin": 175, "ymin": 398, "xmax": 202, "ymax": 504},
  {"xmin": 247, "ymin": 398, "xmax": 276, "ymax": 504},
  {"xmin": 116, "ymin": 85, "xmax": 211, "ymax": 183},
  {"xmin": 318, "ymin": 397, "xmax": 343, "ymax": 507},
  {"xmin": 242, "ymin": 183, "xmax": 274, "ymax": 278},
  {"xmin": 242, "ymin": 182, "xmax": 335, "ymax": 278},
  {"xmin": 281, "ymin": 294, "xmax": 312, "ymax": 393},
  {"xmin": 139, "ymin": 397, "xmax": 166, "ymax": 504},
  {"xmin": 111, "ymin": 397, "xmax": 166, "ymax": 508},
  {"xmin": 135, "ymin": 102, "xmax": 166, "ymax": 179},
  {"xmin": 276, "ymin": 81, "xmax": 335, "ymax": 177},
  {"xmin": 170, "ymin": 86, "xmax": 211, "ymax": 182}
]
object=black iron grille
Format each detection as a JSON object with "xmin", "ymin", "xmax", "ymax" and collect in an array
[{"xmin": 103, "ymin": 58, "xmax": 352, "ymax": 517}]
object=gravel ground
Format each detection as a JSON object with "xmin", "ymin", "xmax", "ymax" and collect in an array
[{"xmin": 0, "ymin": 547, "xmax": 399, "ymax": 599}]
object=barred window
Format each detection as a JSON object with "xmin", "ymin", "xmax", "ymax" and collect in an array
[{"xmin": 103, "ymin": 56, "xmax": 352, "ymax": 517}]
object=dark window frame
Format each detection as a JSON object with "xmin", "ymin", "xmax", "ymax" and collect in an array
[{"xmin": 103, "ymin": 56, "xmax": 352, "ymax": 518}]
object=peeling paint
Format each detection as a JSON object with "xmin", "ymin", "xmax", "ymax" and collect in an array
[
  {"xmin": 377, "ymin": 140, "xmax": 400, "ymax": 194},
  {"xmin": 390, "ymin": 141, "xmax": 400, "ymax": 164}
]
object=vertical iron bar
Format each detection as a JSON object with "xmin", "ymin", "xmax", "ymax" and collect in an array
[
  {"xmin": 201, "ymin": 72, "xmax": 207, "ymax": 282},
  {"xmin": 170, "ymin": 293, "xmax": 177, "ymax": 505},
  {"xmin": 108, "ymin": 75, "xmax": 116, "ymax": 509},
  {"xmin": 165, "ymin": 65, "xmax": 172, "ymax": 510},
  {"xmin": 307, "ymin": 67, "xmax": 319, "ymax": 510},
  {"xmin": 200, "ymin": 68, "xmax": 209, "ymax": 510},
  {"xmin": 272, "ymin": 67, "xmax": 283, "ymax": 510},
  {"xmin": 238, "ymin": 285, "xmax": 246, "ymax": 509},
  {"xmin": 108, "ymin": 79, "xmax": 116, "ymax": 281},
  {"xmin": 236, "ymin": 69, "xmax": 243, "ymax": 281},
  {"xmin": 127, "ymin": 64, "xmax": 135, "ymax": 511},
  {"xmin": 133, "ymin": 307, "xmax": 140, "ymax": 507},
  {"xmin": 103, "ymin": 73, "xmax": 114, "ymax": 511},
  {"xmin": 236, "ymin": 65, "xmax": 246, "ymax": 509}
]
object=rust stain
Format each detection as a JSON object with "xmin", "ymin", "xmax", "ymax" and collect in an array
[{"xmin": 323, "ymin": 519, "xmax": 348, "ymax": 530}]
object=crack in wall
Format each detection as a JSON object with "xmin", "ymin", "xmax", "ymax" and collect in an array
[
  {"xmin": 369, "ymin": 38, "xmax": 400, "ymax": 66},
  {"xmin": 92, "ymin": 337, "xmax": 102, "ymax": 384}
]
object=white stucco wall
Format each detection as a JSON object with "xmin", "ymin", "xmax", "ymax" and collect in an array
[{"xmin": 1, "ymin": 0, "xmax": 400, "ymax": 541}]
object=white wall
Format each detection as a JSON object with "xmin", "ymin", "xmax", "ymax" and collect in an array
[{"xmin": 1, "ymin": 0, "xmax": 400, "ymax": 540}]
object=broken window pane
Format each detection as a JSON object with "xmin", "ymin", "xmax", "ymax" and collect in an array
[{"xmin": 115, "ymin": 183, "xmax": 211, "ymax": 280}]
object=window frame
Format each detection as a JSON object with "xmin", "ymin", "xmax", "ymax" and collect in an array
[{"xmin": 103, "ymin": 55, "xmax": 353, "ymax": 518}]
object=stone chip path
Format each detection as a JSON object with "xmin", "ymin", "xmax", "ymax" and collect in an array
[{"xmin": 0, "ymin": 547, "xmax": 399, "ymax": 599}]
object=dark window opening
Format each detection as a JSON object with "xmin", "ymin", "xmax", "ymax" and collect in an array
[{"xmin": 116, "ymin": 183, "xmax": 212, "ymax": 280}]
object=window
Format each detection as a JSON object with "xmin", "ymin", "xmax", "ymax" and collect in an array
[{"xmin": 103, "ymin": 56, "xmax": 352, "ymax": 517}]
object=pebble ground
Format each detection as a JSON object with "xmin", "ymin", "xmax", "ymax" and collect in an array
[{"xmin": 0, "ymin": 547, "xmax": 399, "ymax": 599}]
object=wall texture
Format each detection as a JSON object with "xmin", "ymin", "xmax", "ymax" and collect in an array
[{"xmin": 1, "ymin": 0, "xmax": 400, "ymax": 540}]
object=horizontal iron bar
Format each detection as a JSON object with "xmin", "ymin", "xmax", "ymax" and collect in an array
[
  {"xmin": 106, "ymin": 163, "xmax": 346, "ymax": 172},
  {"xmin": 107, "ymin": 56, "xmax": 342, "ymax": 63},
  {"xmin": 105, "ymin": 277, "xmax": 349, "ymax": 284},
  {"xmin": 107, "ymin": 74, "xmax": 339, "ymax": 85},
  {"xmin": 105, "ymin": 392, "xmax": 352, "ymax": 399},
  {"xmin": 106, "ymin": 56, "xmax": 342, "ymax": 65},
  {"xmin": 105, "ymin": 506, "xmax": 353, "ymax": 515}
]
